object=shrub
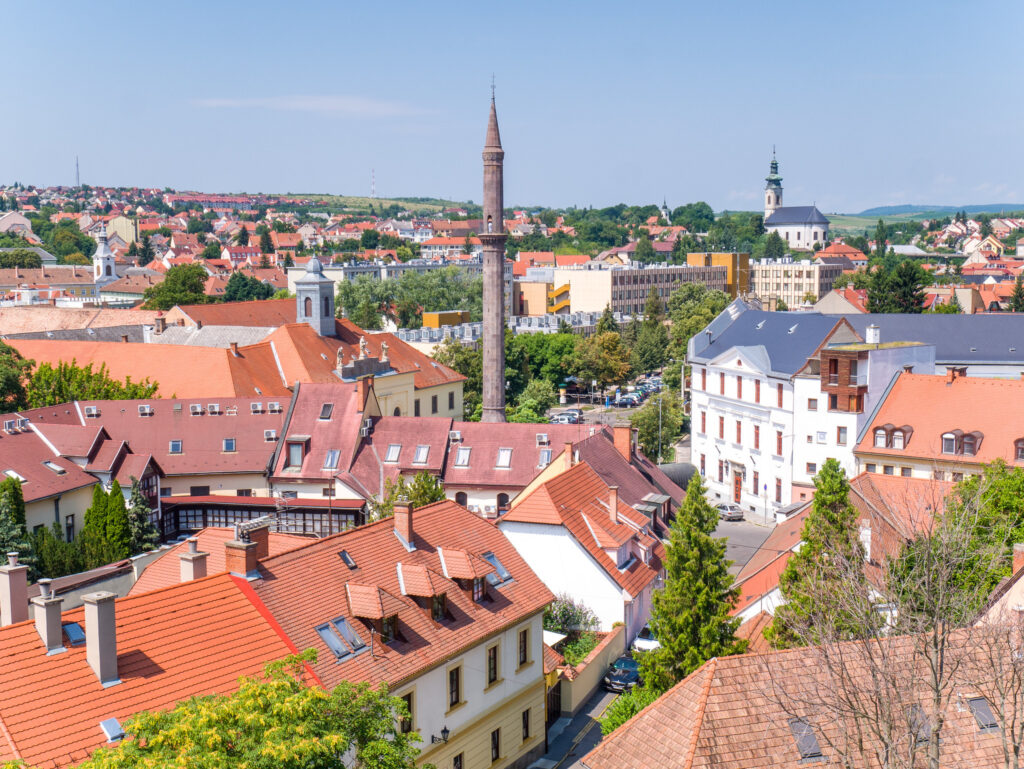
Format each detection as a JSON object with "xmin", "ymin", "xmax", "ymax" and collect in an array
[{"xmin": 561, "ymin": 631, "xmax": 599, "ymax": 666}]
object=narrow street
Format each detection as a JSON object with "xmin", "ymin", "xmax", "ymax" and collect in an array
[{"xmin": 530, "ymin": 689, "xmax": 618, "ymax": 769}]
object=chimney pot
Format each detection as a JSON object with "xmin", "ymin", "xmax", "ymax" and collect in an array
[
  {"xmin": 903, "ymin": 364, "xmax": 913, "ymax": 373},
  {"xmin": 1014, "ymin": 543, "xmax": 1024, "ymax": 576},
  {"xmin": 0, "ymin": 554, "xmax": 28, "ymax": 627},
  {"xmin": 83, "ymin": 591, "xmax": 119, "ymax": 686},
  {"xmin": 32, "ymin": 580, "xmax": 64, "ymax": 655},
  {"xmin": 609, "ymin": 486, "xmax": 619, "ymax": 524},
  {"xmin": 394, "ymin": 498, "xmax": 414, "ymax": 547}
]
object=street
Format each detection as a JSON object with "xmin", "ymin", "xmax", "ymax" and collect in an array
[{"xmin": 530, "ymin": 689, "xmax": 618, "ymax": 769}]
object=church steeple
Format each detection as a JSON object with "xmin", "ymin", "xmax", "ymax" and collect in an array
[
  {"xmin": 480, "ymin": 90, "xmax": 507, "ymax": 423},
  {"xmin": 764, "ymin": 147, "xmax": 783, "ymax": 219},
  {"xmin": 93, "ymin": 223, "xmax": 116, "ymax": 288}
]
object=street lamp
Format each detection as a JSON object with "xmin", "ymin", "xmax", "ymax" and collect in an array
[{"xmin": 431, "ymin": 726, "xmax": 451, "ymax": 744}]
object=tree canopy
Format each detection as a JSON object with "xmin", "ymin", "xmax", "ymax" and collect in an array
[
  {"xmin": 141, "ymin": 263, "xmax": 210, "ymax": 310},
  {"xmin": 223, "ymin": 272, "xmax": 275, "ymax": 302},
  {"xmin": 26, "ymin": 360, "xmax": 158, "ymax": 407}
]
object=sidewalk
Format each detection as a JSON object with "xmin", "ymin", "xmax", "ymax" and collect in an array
[{"xmin": 530, "ymin": 689, "xmax": 617, "ymax": 769}]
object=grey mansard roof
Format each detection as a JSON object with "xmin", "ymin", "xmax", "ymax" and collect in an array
[{"xmin": 764, "ymin": 206, "xmax": 830, "ymax": 226}]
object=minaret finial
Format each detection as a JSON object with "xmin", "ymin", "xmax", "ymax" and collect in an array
[{"xmin": 490, "ymin": 74, "xmax": 495, "ymax": 101}]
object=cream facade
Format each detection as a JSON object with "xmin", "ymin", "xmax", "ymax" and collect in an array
[
  {"xmin": 749, "ymin": 259, "xmax": 845, "ymax": 308},
  {"xmin": 26, "ymin": 484, "xmax": 97, "ymax": 542}
]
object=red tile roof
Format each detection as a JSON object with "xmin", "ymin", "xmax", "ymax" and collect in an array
[
  {"xmin": 174, "ymin": 298, "xmax": 295, "ymax": 327},
  {"xmin": 735, "ymin": 610, "xmax": 772, "ymax": 654},
  {"xmin": 0, "ymin": 424, "xmax": 97, "ymax": 503}
]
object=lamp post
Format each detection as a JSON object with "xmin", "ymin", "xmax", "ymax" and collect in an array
[{"xmin": 431, "ymin": 726, "xmax": 451, "ymax": 744}]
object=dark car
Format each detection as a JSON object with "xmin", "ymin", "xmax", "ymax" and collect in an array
[{"xmin": 603, "ymin": 653, "xmax": 642, "ymax": 693}]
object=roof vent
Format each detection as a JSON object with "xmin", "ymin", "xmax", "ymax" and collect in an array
[
  {"xmin": 99, "ymin": 718, "xmax": 124, "ymax": 743},
  {"xmin": 755, "ymin": 321, "xmax": 765, "ymax": 330},
  {"xmin": 788, "ymin": 324, "xmax": 798, "ymax": 334}
]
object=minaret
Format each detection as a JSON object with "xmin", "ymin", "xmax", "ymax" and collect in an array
[
  {"xmin": 480, "ymin": 92, "xmax": 507, "ymax": 423},
  {"xmin": 764, "ymin": 148, "xmax": 783, "ymax": 219}
]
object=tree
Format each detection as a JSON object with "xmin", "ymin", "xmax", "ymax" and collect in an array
[
  {"xmin": 141, "ymin": 263, "xmax": 210, "ymax": 310},
  {"xmin": 233, "ymin": 226, "xmax": 250, "ymax": 246},
  {"xmin": 630, "ymin": 392, "xmax": 683, "ymax": 462},
  {"xmin": 889, "ymin": 260, "xmax": 927, "ymax": 313},
  {"xmin": 874, "ymin": 218, "xmax": 888, "ymax": 261},
  {"xmin": 516, "ymin": 378, "xmax": 557, "ymax": 415},
  {"xmin": 105, "ymin": 480, "xmax": 130, "ymax": 561},
  {"xmin": 223, "ymin": 272, "xmax": 274, "ymax": 302},
  {"xmin": 0, "ymin": 249, "xmax": 42, "ymax": 269},
  {"xmin": 543, "ymin": 593, "xmax": 599, "ymax": 633},
  {"xmin": 600, "ymin": 685, "xmax": 660, "ymax": 735},
  {"xmin": 137, "ymin": 235, "xmax": 154, "ymax": 267},
  {"xmin": 573, "ymin": 331, "xmax": 631, "ymax": 391},
  {"xmin": 775, "ymin": 298, "xmax": 789, "ymax": 311},
  {"xmin": 638, "ymin": 475, "xmax": 744, "ymax": 692},
  {"xmin": 670, "ymin": 202, "xmax": 715, "ymax": 234},
  {"xmin": 370, "ymin": 471, "xmax": 446, "ymax": 520},
  {"xmin": 73, "ymin": 651, "xmax": 423, "ymax": 769},
  {"xmin": 766, "ymin": 459, "xmax": 867, "ymax": 648},
  {"xmin": 200, "ymin": 241, "xmax": 222, "ymax": 260},
  {"xmin": 126, "ymin": 477, "xmax": 160, "ymax": 554},
  {"xmin": 0, "ymin": 477, "xmax": 25, "ymax": 528},
  {"xmin": 866, "ymin": 265, "xmax": 893, "ymax": 313},
  {"xmin": 763, "ymin": 231, "xmax": 786, "ymax": 260},
  {"xmin": 0, "ymin": 342, "xmax": 32, "ymax": 411},
  {"xmin": 34, "ymin": 522, "xmax": 80, "ymax": 578},
  {"xmin": 632, "ymin": 236, "xmax": 656, "ymax": 264},
  {"xmin": 26, "ymin": 360, "xmax": 158, "ymax": 407},
  {"xmin": 0, "ymin": 479, "xmax": 33, "ymax": 575},
  {"xmin": 80, "ymin": 484, "xmax": 110, "ymax": 569},
  {"xmin": 631, "ymin": 287, "xmax": 669, "ymax": 374},
  {"xmin": 595, "ymin": 304, "xmax": 619, "ymax": 334},
  {"xmin": 259, "ymin": 229, "xmax": 274, "ymax": 255},
  {"xmin": 360, "ymin": 229, "xmax": 380, "ymax": 250},
  {"xmin": 433, "ymin": 338, "xmax": 482, "ymax": 418},
  {"xmin": 1010, "ymin": 275, "xmax": 1024, "ymax": 312}
]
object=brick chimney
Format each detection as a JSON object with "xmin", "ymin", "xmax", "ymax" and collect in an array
[
  {"xmin": 563, "ymin": 441, "xmax": 574, "ymax": 470},
  {"xmin": 613, "ymin": 425, "xmax": 632, "ymax": 461},
  {"xmin": 0, "ymin": 552, "xmax": 28, "ymax": 627},
  {"xmin": 179, "ymin": 537, "xmax": 208, "ymax": 582},
  {"xmin": 609, "ymin": 486, "xmax": 619, "ymax": 525},
  {"xmin": 394, "ymin": 498, "xmax": 414, "ymax": 548},
  {"xmin": 248, "ymin": 524, "xmax": 270, "ymax": 559},
  {"xmin": 1014, "ymin": 543, "xmax": 1024, "ymax": 576},
  {"xmin": 357, "ymin": 375, "xmax": 374, "ymax": 409},
  {"xmin": 225, "ymin": 539, "xmax": 259, "ymax": 579},
  {"xmin": 83, "ymin": 591, "xmax": 119, "ymax": 686},
  {"xmin": 945, "ymin": 366, "xmax": 967, "ymax": 384},
  {"xmin": 32, "ymin": 579, "xmax": 64, "ymax": 655}
]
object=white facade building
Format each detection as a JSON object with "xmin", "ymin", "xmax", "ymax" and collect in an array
[{"xmin": 761, "ymin": 153, "xmax": 830, "ymax": 250}]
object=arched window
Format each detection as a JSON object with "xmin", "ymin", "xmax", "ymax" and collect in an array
[
  {"xmin": 874, "ymin": 428, "xmax": 887, "ymax": 448},
  {"xmin": 486, "ymin": 216, "xmax": 493, "ymax": 233},
  {"xmin": 891, "ymin": 430, "xmax": 904, "ymax": 450},
  {"xmin": 105, "ymin": 265, "xmax": 112, "ymax": 276},
  {"xmin": 393, "ymin": 407, "xmax": 401, "ymax": 416},
  {"xmin": 497, "ymin": 493, "xmax": 509, "ymax": 510},
  {"xmin": 303, "ymin": 296, "xmax": 312, "ymax": 317},
  {"xmin": 455, "ymin": 491, "xmax": 468, "ymax": 507},
  {"xmin": 1015, "ymin": 439, "xmax": 1024, "ymax": 462},
  {"xmin": 323, "ymin": 296, "xmax": 330, "ymax": 317},
  {"xmin": 941, "ymin": 432, "xmax": 957, "ymax": 454}
]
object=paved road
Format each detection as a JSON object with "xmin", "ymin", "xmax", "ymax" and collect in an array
[
  {"xmin": 715, "ymin": 517, "xmax": 772, "ymax": 574},
  {"xmin": 532, "ymin": 689, "xmax": 618, "ymax": 769}
]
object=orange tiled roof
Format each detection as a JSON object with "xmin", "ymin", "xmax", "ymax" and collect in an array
[{"xmin": 735, "ymin": 610, "xmax": 772, "ymax": 654}]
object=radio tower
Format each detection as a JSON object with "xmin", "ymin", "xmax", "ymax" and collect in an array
[
  {"xmin": 370, "ymin": 168, "xmax": 376, "ymax": 199},
  {"xmin": 75, "ymin": 156, "xmax": 80, "ymax": 188}
]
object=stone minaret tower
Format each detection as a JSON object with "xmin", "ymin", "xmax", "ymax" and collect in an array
[
  {"xmin": 764, "ymin": 148, "xmax": 783, "ymax": 219},
  {"xmin": 294, "ymin": 256, "xmax": 336, "ymax": 336},
  {"xmin": 480, "ymin": 94, "xmax": 507, "ymax": 423}
]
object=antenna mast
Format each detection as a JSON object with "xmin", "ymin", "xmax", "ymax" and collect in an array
[{"xmin": 75, "ymin": 156, "xmax": 80, "ymax": 188}]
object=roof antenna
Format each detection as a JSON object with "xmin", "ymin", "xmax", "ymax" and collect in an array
[{"xmin": 490, "ymin": 74, "xmax": 495, "ymax": 101}]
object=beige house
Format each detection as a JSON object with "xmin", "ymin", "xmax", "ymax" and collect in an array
[{"xmin": 750, "ymin": 258, "xmax": 845, "ymax": 308}]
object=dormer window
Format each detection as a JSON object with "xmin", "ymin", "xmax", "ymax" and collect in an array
[
  {"xmin": 891, "ymin": 430, "xmax": 904, "ymax": 450},
  {"xmin": 472, "ymin": 577, "xmax": 486, "ymax": 602},
  {"xmin": 431, "ymin": 593, "xmax": 447, "ymax": 621},
  {"xmin": 942, "ymin": 432, "xmax": 957, "ymax": 454},
  {"xmin": 380, "ymin": 615, "xmax": 397, "ymax": 643},
  {"xmin": 963, "ymin": 434, "xmax": 978, "ymax": 456},
  {"xmin": 874, "ymin": 428, "xmax": 887, "ymax": 448},
  {"xmin": 285, "ymin": 441, "xmax": 304, "ymax": 468}
]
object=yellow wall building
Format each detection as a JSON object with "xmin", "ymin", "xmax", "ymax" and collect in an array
[
  {"xmin": 685, "ymin": 252, "xmax": 750, "ymax": 298},
  {"xmin": 422, "ymin": 310, "xmax": 471, "ymax": 329}
]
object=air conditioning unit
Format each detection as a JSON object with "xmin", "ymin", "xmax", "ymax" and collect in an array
[
  {"xmin": 359, "ymin": 426, "xmax": 370, "ymax": 438},
  {"xmin": 16, "ymin": 419, "xmax": 28, "ymax": 430},
  {"xmin": 268, "ymin": 402, "xmax": 282, "ymax": 413},
  {"xmin": 225, "ymin": 406, "xmax": 238, "ymax": 416},
  {"xmin": 189, "ymin": 404, "xmax": 203, "ymax": 416},
  {"xmin": 536, "ymin": 433, "xmax": 549, "ymax": 446},
  {"xmin": 84, "ymin": 406, "xmax": 99, "ymax": 418},
  {"xmin": 138, "ymin": 405, "xmax": 154, "ymax": 417},
  {"xmin": 264, "ymin": 429, "xmax": 277, "ymax": 441},
  {"xmin": 208, "ymin": 403, "xmax": 220, "ymax": 415},
  {"xmin": 250, "ymin": 402, "xmax": 263, "ymax": 414},
  {"xmin": 467, "ymin": 504, "xmax": 481, "ymax": 513},
  {"xmin": 2, "ymin": 420, "xmax": 14, "ymax": 433},
  {"xmin": 362, "ymin": 418, "xmax": 373, "ymax": 430},
  {"xmin": 449, "ymin": 430, "xmax": 462, "ymax": 442},
  {"xmin": 483, "ymin": 505, "xmax": 497, "ymax": 519}
]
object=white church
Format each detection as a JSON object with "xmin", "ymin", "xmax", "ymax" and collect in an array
[{"xmin": 762, "ymin": 152, "xmax": 830, "ymax": 250}]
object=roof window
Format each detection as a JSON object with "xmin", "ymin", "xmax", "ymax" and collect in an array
[
  {"xmin": 455, "ymin": 447, "xmax": 471, "ymax": 467},
  {"xmin": 908, "ymin": 704, "xmax": 932, "ymax": 744},
  {"xmin": 413, "ymin": 445, "xmax": 429, "ymax": 465},
  {"xmin": 63, "ymin": 622, "xmax": 86, "ymax": 647},
  {"xmin": 338, "ymin": 550, "xmax": 357, "ymax": 569},
  {"xmin": 3, "ymin": 470, "xmax": 25, "ymax": 482},
  {"xmin": 319, "ymin": 403, "xmax": 334, "ymax": 420},
  {"xmin": 538, "ymin": 448, "xmax": 552, "ymax": 468},
  {"xmin": 323, "ymin": 449, "xmax": 341, "ymax": 470},
  {"xmin": 99, "ymin": 718, "xmax": 124, "ymax": 743},
  {"xmin": 481, "ymin": 551, "xmax": 511, "ymax": 586},
  {"xmin": 968, "ymin": 696, "xmax": 998, "ymax": 732},
  {"xmin": 788, "ymin": 718, "xmax": 823, "ymax": 761},
  {"xmin": 384, "ymin": 444, "xmax": 401, "ymax": 463},
  {"xmin": 43, "ymin": 461, "xmax": 65, "ymax": 475},
  {"xmin": 169, "ymin": 440, "xmax": 183, "ymax": 454},
  {"xmin": 315, "ymin": 616, "xmax": 367, "ymax": 661},
  {"xmin": 496, "ymin": 448, "xmax": 513, "ymax": 468},
  {"xmin": 223, "ymin": 438, "xmax": 236, "ymax": 452}
]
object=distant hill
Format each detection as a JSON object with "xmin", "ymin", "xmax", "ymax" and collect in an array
[{"xmin": 857, "ymin": 204, "xmax": 1024, "ymax": 217}]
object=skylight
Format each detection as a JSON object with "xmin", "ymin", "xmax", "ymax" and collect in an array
[
  {"xmin": 43, "ymin": 461, "xmax": 65, "ymax": 475},
  {"xmin": 319, "ymin": 403, "xmax": 334, "ymax": 420},
  {"xmin": 384, "ymin": 444, "xmax": 401, "ymax": 463},
  {"xmin": 169, "ymin": 440, "xmax": 183, "ymax": 454},
  {"xmin": 413, "ymin": 445, "xmax": 429, "ymax": 465},
  {"xmin": 338, "ymin": 550, "xmax": 357, "ymax": 569},
  {"xmin": 968, "ymin": 697, "xmax": 998, "ymax": 732},
  {"xmin": 481, "ymin": 551, "xmax": 511, "ymax": 586},
  {"xmin": 323, "ymin": 449, "xmax": 341, "ymax": 470},
  {"xmin": 63, "ymin": 622, "xmax": 86, "ymax": 647},
  {"xmin": 455, "ymin": 447, "xmax": 471, "ymax": 467},
  {"xmin": 788, "ymin": 718, "xmax": 823, "ymax": 761},
  {"xmin": 3, "ymin": 470, "xmax": 25, "ymax": 482},
  {"xmin": 316, "ymin": 616, "xmax": 367, "ymax": 661},
  {"xmin": 496, "ymin": 448, "xmax": 513, "ymax": 468},
  {"xmin": 908, "ymin": 704, "xmax": 931, "ymax": 744},
  {"xmin": 223, "ymin": 438, "xmax": 236, "ymax": 452},
  {"xmin": 538, "ymin": 448, "xmax": 552, "ymax": 468}
]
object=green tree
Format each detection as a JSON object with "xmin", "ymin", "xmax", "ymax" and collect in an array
[
  {"xmin": 223, "ymin": 272, "xmax": 275, "ymax": 302},
  {"xmin": 573, "ymin": 331, "xmax": 631, "ymax": 391},
  {"xmin": 137, "ymin": 235, "xmax": 154, "ymax": 267},
  {"xmin": 141, "ymin": 263, "xmax": 210, "ymax": 310},
  {"xmin": 630, "ymin": 392, "xmax": 683, "ymax": 462},
  {"xmin": 200, "ymin": 241, "xmax": 222, "ymax": 260},
  {"xmin": 595, "ymin": 304, "xmax": 619, "ymax": 334},
  {"xmin": 259, "ymin": 229, "xmax": 274, "ymax": 255},
  {"xmin": 670, "ymin": 201, "xmax": 715, "ymax": 233},
  {"xmin": 600, "ymin": 685, "xmax": 660, "ymax": 735},
  {"xmin": 632, "ymin": 235, "xmax": 656, "ymax": 264},
  {"xmin": 73, "ymin": 651, "xmax": 423, "ymax": 769},
  {"xmin": 26, "ymin": 360, "xmax": 158, "ymax": 407},
  {"xmin": 1011, "ymin": 275, "xmax": 1024, "ymax": 312},
  {"xmin": 370, "ymin": 471, "xmax": 446, "ymax": 520},
  {"xmin": 765, "ymin": 459, "xmax": 867, "ymax": 648},
  {"xmin": 763, "ymin": 231, "xmax": 786, "ymax": 260},
  {"xmin": 360, "ymin": 229, "xmax": 380, "ymax": 250},
  {"xmin": 34, "ymin": 522, "xmax": 80, "ymax": 578},
  {"xmin": 889, "ymin": 260, "xmax": 927, "ymax": 313},
  {"xmin": 126, "ymin": 477, "xmax": 160, "ymax": 554},
  {"xmin": 664, "ymin": 283, "xmax": 729, "ymax": 392},
  {"xmin": 0, "ymin": 477, "xmax": 26, "ymax": 528},
  {"xmin": 433, "ymin": 338, "xmax": 482, "ymax": 418},
  {"xmin": 638, "ymin": 475, "xmax": 744, "ymax": 692},
  {"xmin": 0, "ymin": 342, "xmax": 32, "ymax": 411},
  {"xmin": 233, "ymin": 226, "xmax": 250, "ymax": 246},
  {"xmin": 865, "ymin": 265, "xmax": 893, "ymax": 313},
  {"xmin": 516, "ymin": 378, "xmax": 557, "ymax": 414},
  {"xmin": 631, "ymin": 287, "xmax": 669, "ymax": 374},
  {"xmin": 874, "ymin": 218, "xmax": 887, "ymax": 261},
  {"xmin": 80, "ymin": 484, "xmax": 110, "ymax": 569},
  {"xmin": 775, "ymin": 298, "xmax": 789, "ymax": 311},
  {"xmin": 0, "ymin": 249, "xmax": 42, "ymax": 269},
  {"xmin": 105, "ymin": 480, "xmax": 130, "ymax": 561}
]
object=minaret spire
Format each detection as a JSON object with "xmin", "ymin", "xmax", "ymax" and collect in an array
[{"xmin": 480, "ymin": 87, "xmax": 507, "ymax": 423}]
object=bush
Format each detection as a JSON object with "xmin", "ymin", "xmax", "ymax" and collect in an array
[
  {"xmin": 600, "ymin": 685, "xmax": 660, "ymax": 735},
  {"xmin": 544, "ymin": 593, "xmax": 599, "ymax": 633},
  {"xmin": 561, "ymin": 631, "xmax": 599, "ymax": 666}
]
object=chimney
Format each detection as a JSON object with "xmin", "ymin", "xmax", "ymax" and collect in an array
[
  {"xmin": 178, "ymin": 537, "xmax": 208, "ymax": 582},
  {"xmin": 225, "ymin": 539, "xmax": 259, "ymax": 579},
  {"xmin": 248, "ymin": 524, "xmax": 270, "ymax": 560},
  {"xmin": 946, "ymin": 366, "xmax": 957, "ymax": 384},
  {"xmin": 83, "ymin": 591, "xmax": 119, "ymax": 686},
  {"xmin": 609, "ymin": 486, "xmax": 619, "ymax": 525},
  {"xmin": 230, "ymin": 341, "xmax": 239, "ymax": 357},
  {"xmin": 563, "ymin": 441, "xmax": 574, "ymax": 470},
  {"xmin": 1014, "ymin": 543, "xmax": 1024, "ymax": 576},
  {"xmin": 865, "ymin": 324, "xmax": 880, "ymax": 345},
  {"xmin": 32, "ymin": 579, "xmax": 64, "ymax": 655},
  {"xmin": 613, "ymin": 425, "xmax": 632, "ymax": 461},
  {"xmin": 357, "ymin": 375, "xmax": 374, "ymax": 408},
  {"xmin": 0, "ymin": 552, "xmax": 28, "ymax": 626},
  {"xmin": 196, "ymin": 320, "xmax": 203, "ymax": 330},
  {"xmin": 394, "ymin": 498, "xmax": 414, "ymax": 547},
  {"xmin": 902, "ymin": 364, "xmax": 914, "ymax": 373}
]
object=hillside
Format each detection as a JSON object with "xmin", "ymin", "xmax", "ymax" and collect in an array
[{"xmin": 857, "ymin": 203, "xmax": 1024, "ymax": 217}]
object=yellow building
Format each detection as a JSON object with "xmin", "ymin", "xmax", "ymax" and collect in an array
[
  {"xmin": 685, "ymin": 252, "xmax": 750, "ymax": 298},
  {"xmin": 423, "ymin": 310, "xmax": 471, "ymax": 329}
]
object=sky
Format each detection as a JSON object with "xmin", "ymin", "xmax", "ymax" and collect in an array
[{"xmin": 3, "ymin": 0, "xmax": 1021, "ymax": 214}]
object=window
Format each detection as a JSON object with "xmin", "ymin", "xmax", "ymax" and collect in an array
[
  {"xmin": 883, "ymin": 465, "xmax": 894, "ymax": 475},
  {"xmin": 169, "ymin": 439, "xmax": 182, "ymax": 454},
  {"xmin": 384, "ymin": 443, "xmax": 401, "ymax": 462},
  {"xmin": 487, "ymin": 644, "xmax": 499, "ymax": 684},
  {"xmin": 431, "ymin": 395, "xmax": 438, "ymax": 414},
  {"xmin": 413, "ymin": 445, "xmax": 429, "ymax": 465},
  {"xmin": 755, "ymin": 379, "xmax": 760, "ymax": 403},
  {"xmin": 414, "ymin": 399, "xmax": 420, "ymax": 417},
  {"xmin": 718, "ymin": 416, "xmax": 724, "ymax": 439},
  {"xmin": 448, "ymin": 666, "xmax": 461, "ymax": 708},
  {"xmin": 933, "ymin": 469, "xmax": 946, "ymax": 481},
  {"xmin": 496, "ymin": 448, "xmax": 513, "ymax": 468},
  {"xmin": 538, "ymin": 448, "xmax": 552, "ymax": 467},
  {"xmin": 700, "ymin": 411, "xmax": 706, "ymax": 434},
  {"xmin": 491, "ymin": 728, "xmax": 501, "ymax": 762},
  {"xmin": 908, "ymin": 704, "xmax": 931, "ymax": 744},
  {"xmin": 775, "ymin": 478, "xmax": 782, "ymax": 503},
  {"xmin": 963, "ymin": 434, "xmax": 977, "ymax": 456},
  {"xmin": 399, "ymin": 692, "xmax": 413, "ymax": 734},
  {"xmin": 777, "ymin": 383, "xmax": 783, "ymax": 407},
  {"xmin": 381, "ymin": 615, "xmax": 397, "ymax": 643},
  {"xmin": 789, "ymin": 718, "xmax": 824, "ymax": 761},
  {"xmin": 319, "ymin": 403, "xmax": 334, "ymax": 420},
  {"xmin": 322, "ymin": 449, "xmax": 341, "ymax": 470},
  {"xmin": 776, "ymin": 431, "xmax": 783, "ymax": 456},
  {"xmin": 518, "ymin": 628, "xmax": 529, "ymax": 665},
  {"xmin": 735, "ymin": 421, "xmax": 742, "ymax": 444},
  {"xmin": 736, "ymin": 376, "xmax": 743, "ymax": 399},
  {"xmin": 448, "ymin": 391, "xmax": 455, "ymax": 410},
  {"xmin": 874, "ymin": 428, "xmax": 887, "ymax": 448},
  {"xmin": 807, "ymin": 398, "xmax": 818, "ymax": 410},
  {"xmin": 828, "ymin": 358, "xmax": 838, "ymax": 385},
  {"xmin": 828, "ymin": 394, "xmax": 838, "ymax": 411},
  {"xmin": 718, "ymin": 460, "xmax": 724, "ymax": 483},
  {"xmin": 522, "ymin": 709, "xmax": 530, "ymax": 741},
  {"xmin": 286, "ymin": 442, "xmax": 303, "ymax": 468},
  {"xmin": 1016, "ymin": 439, "xmax": 1024, "ymax": 461},
  {"xmin": 968, "ymin": 697, "xmax": 999, "ymax": 732},
  {"xmin": 753, "ymin": 425, "xmax": 760, "ymax": 450},
  {"xmin": 891, "ymin": 430, "xmax": 904, "ymax": 450},
  {"xmin": 901, "ymin": 467, "xmax": 912, "ymax": 477},
  {"xmin": 472, "ymin": 577, "xmax": 486, "ymax": 602},
  {"xmin": 837, "ymin": 426, "xmax": 848, "ymax": 446},
  {"xmin": 63, "ymin": 622, "xmax": 86, "ymax": 647},
  {"xmin": 303, "ymin": 296, "xmax": 312, "ymax": 317},
  {"xmin": 482, "ymin": 551, "xmax": 512, "ymax": 585},
  {"xmin": 816, "ymin": 432, "xmax": 827, "ymax": 444},
  {"xmin": 431, "ymin": 593, "xmax": 447, "ymax": 621},
  {"xmin": 866, "ymin": 463, "xmax": 877, "ymax": 473},
  {"xmin": 700, "ymin": 453, "xmax": 706, "ymax": 476},
  {"xmin": 752, "ymin": 470, "xmax": 759, "ymax": 495},
  {"xmin": 953, "ymin": 472, "xmax": 964, "ymax": 482},
  {"xmin": 942, "ymin": 433, "xmax": 956, "ymax": 454},
  {"xmin": 223, "ymin": 438, "xmax": 236, "ymax": 452},
  {"xmin": 453, "ymin": 755, "xmax": 464, "ymax": 769},
  {"xmin": 316, "ymin": 617, "xmax": 366, "ymax": 660},
  {"xmin": 806, "ymin": 462, "xmax": 816, "ymax": 475},
  {"xmin": 701, "ymin": 368, "xmax": 706, "ymax": 391},
  {"xmin": 719, "ymin": 372, "xmax": 725, "ymax": 394},
  {"xmin": 65, "ymin": 514, "xmax": 75, "ymax": 542},
  {"xmin": 455, "ymin": 447, "xmax": 471, "ymax": 467}
]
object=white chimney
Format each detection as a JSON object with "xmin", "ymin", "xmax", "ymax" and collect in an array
[
  {"xmin": 179, "ymin": 537, "xmax": 209, "ymax": 582},
  {"xmin": 32, "ymin": 578, "xmax": 65, "ymax": 655},
  {"xmin": 866, "ymin": 324, "xmax": 880, "ymax": 345},
  {"xmin": 83, "ymin": 591, "xmax": 119, "ymax": 687},
  {"xmin": 0, "ymin": 552, "xmax": 28, "ymax": 626}
]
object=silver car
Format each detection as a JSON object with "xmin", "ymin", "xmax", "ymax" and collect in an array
[{"xmin": 716, "ymin": 503, "xmax": 744, "ymax": 521}]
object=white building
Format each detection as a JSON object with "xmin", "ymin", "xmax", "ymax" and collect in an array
[{"xmin": 762, "ymin": 153, "xmax": 830, "ymax": 250}]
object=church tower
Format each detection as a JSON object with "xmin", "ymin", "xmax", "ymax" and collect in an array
[
  {"xmin": 92, "ymin": 223, "xmax": 117, "ymax": 289},
  {"xmin": 294, "ymin": 256, "xmax": 336, "ymax": 336},
  {"xmin": 764, "ymin": 149, "xmax": 783, "ymax": 219},
  {"xmin": 480, "ymin": 93, "xmax": 507, "ymax": 423}
]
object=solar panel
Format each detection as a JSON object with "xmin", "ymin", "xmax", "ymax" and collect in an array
[
  {"xmin": 63, "ymin": 622, "xmax": 86, "ymax": 647},
  {"xmin": 788, "ymin": 719, "xmax": 823, "ymax": 760}
]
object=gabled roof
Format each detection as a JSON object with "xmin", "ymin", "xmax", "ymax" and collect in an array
[
  {"xmin": 173, "ymin": 298, "xmax": 296, "ymax": 327},
  {"xmin": 0, "ymin": 420, "xmax": 97, "ymax": 503},
  {"xmin": 764, "ymin": 205, "xmax": 830, "ymax": 226},
  {"xmin": 574, "ymin": 429, "xmax": 684, "ymax": 513}
]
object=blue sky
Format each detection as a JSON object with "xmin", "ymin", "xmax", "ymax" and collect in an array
[{"xmin": 3, "ymin": 0, "xmax": 1020, "ymax": 213}]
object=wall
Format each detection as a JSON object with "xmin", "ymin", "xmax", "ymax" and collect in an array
[
  {"xmin": 550, "ymin": 268, "xmax": 611, "ymax": 314},
  {"xmin": 559, "ymin": 625, "xmax": 626, "ymax": 716},
  {"xmin": 26, "ymin": 484, "xmax": 97, "ymax": 541},
  {"xmin": 497, "ymin": 521, "xmax": 624, "ymax": 631},
  {"xmin": 516, "ymin": 282, "xmax": 550, "ymax": 317},
  {"xmin": 159, "ymin": 472, "xmax": 270, "ymax": 497}
]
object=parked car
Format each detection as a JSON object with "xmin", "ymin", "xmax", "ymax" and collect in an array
[
  {"xmin": 716, "ymin": 503, "xmax": 744, "ymax": 521},
  {"xmin": 562, "ymin": 408, "xmax": 583, "ymax": 419},
  {"xmin": 603, "ymin": 653, "xmax": 642, "ymax": 693},
  {"xmin": 549, "ymin": 413, "xmax": 579, "ymax": 424},
  {"xmin": 614, "ymin": 395, "xmax": 640, "ymax": 408},
  {"xmin": 632, "ymin": 623, "xmax": 661, "ymax": 652}
]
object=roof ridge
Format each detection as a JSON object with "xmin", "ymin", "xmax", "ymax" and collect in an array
[{"xmin": 683, "ymin": 657, "xmax": 717, "ymax": 769}]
